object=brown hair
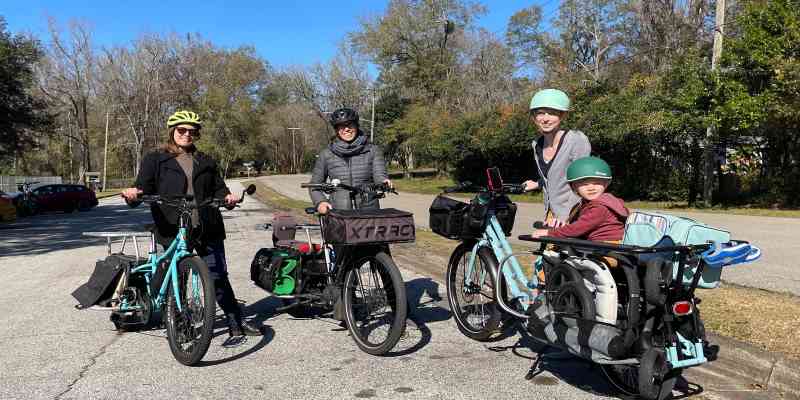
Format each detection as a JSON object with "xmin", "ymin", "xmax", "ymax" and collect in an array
[{"xmin": 162, "ymin": 126, "xmax": 199, "ymax": 154}]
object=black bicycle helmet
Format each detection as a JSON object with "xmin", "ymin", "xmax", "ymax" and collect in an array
[{"xmin": 329, "ymin": 108, "xmax": 359, "ymax": 127}]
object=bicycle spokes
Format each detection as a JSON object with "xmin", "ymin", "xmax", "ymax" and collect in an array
[{"xmin": 348, "ymin": 262, "xmax": 394, "ymax": 344}]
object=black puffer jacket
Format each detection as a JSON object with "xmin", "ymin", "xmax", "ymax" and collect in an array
[
  {"xmin": 308, "ymin": 138, "xmax": 389, "ymax": 210},
  {"xmin": 134, "ymin": 150, "xmax": 231, "ymax": 243}
]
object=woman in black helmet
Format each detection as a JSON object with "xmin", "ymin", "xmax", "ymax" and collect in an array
[
  {"xmin": 309, "ymin": 107, "xmax": 392, "ymax": 214},
  {"xmin": 121, "ymin": 110, "xmax": 263, "ymax": 337}
]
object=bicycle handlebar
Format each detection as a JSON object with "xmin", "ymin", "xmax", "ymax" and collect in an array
[
  {"xmin": 443, "ymin": 182, "xmax": 525, "ymax": 195},
  {"xmin": 301, "ymin": 180, "xmax": 397, "ymax": 196},
  {"xmin": 131, "ymin": 184, "xmax": 256, "ymax": 211}
]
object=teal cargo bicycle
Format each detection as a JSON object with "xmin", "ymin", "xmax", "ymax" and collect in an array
[
  {"xmin": 431, "ymin": 168, "xmax": 761, "ymax": 400},
  {"xmin": 73, "ymin": 185, "xmax": 256, "ymax": 366}
]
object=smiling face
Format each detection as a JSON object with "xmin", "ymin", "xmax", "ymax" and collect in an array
[
  {"xmin": 571, "ymin": 178, "xmax": 610, "ymax": 201},
  {"xmin": 172, "ymin": 124, "xmax": 199, "ymax": 149},
  {"xmin": 531, "ymin": 108, "xmax": 565, "ymax": 134},
  {"xmin": 335, "ymin": 121, "xmax": 358, "ymax": 142}
]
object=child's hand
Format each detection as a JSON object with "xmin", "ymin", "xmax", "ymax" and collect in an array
[{"xmin": 531, "ymin": 229, "xmax": 550, "ymax": 238}]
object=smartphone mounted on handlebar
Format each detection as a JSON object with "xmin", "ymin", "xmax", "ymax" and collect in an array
[{"xmin": 486, "ymin": 167, "xmax": 504, "ymax": 192}]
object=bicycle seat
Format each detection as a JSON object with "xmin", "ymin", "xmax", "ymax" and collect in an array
[{"xmin": 305, "ymin": 207, "xmax": 316, "ymax": 215}]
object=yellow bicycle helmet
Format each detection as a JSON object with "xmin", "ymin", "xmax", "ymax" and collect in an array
[{"xmin": 167, "ymin": 110, "xmax": 202, "ymax": 128}]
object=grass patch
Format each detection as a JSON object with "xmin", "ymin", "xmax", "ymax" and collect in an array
[
  {"xmin": 95, "ymin": 190, "xmax": 121, "ymax": 200},
  {"xmin": 699, "ymin": 283, "xmax": 800, "ymax": 360},
  {"xmin": 243, "ymin": 180, "xmax": 312, "ymax": 212},
  {"xmin": 392, "ymin": 176, "xmax": 458, "ymax": 195}
]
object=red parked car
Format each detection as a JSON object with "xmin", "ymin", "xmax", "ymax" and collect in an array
[{"xmin": 31, "ymin": 184, "xmax": 98, "ymax": 213}]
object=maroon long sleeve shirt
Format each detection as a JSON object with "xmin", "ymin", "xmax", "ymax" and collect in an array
[{"xmin": 548, "ymin": 193, "xmax": 630, "ymax": 241}]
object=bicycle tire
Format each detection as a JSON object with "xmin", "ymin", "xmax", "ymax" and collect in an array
[
  {"xmin": 164, "ymin": 256, "xmax": 215, "ymax": 366},
  {"xmin": 446, "ymin": 243, "xmax": 504, "ymax": 341},
  {"xmin": 343, "ymin": 252, "xmax": 407, "ymax": 355},
  {"xmin": 638, "ymin": 348, "xmax": 680, "ymax": 400}
]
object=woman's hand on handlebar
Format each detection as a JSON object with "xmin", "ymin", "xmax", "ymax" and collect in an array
[
  {"xmin": 317, "ymin": 201, "xmax": 332, "ymax": 215},
  {"xmin": 522, "ymin": 180, "xmax": 539, "ymax": 192},
  {"xmin": 224, "ymin": 193, "xmax": 240, "ymax": 207},
  {"xmin": 121, "ymin": 187, "xmax": 142, "ymax": 201}
]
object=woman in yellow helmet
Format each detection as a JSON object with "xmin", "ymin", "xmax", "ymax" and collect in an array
[{"xmin": 121, "ymin": 110, "xmax": 262, "ymax": 337}]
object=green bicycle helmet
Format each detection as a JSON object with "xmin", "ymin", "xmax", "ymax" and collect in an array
[
  {"xmin": 566, "ymin": 156, "xmax": 612, "ymax": 182},
  {"xmin": 529, "ymin": 89, "xmax": 571, "ymax": 112},
  {"xmin": 167, "ymin": 110, "xmax": 202, "ymax": 128}
]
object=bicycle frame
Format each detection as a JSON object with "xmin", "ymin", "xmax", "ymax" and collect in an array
[
  {"xmin": 462, "ymin": 199, "xmax": 538, "ymax": 318},
  {"xmin": 122, "ymin": 226, "xmax": 194, "ymax": 313}
]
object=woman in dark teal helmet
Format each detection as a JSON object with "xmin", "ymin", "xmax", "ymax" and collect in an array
[{"xmin": 522, "ymin": 89, "xmax": 591, "ymax": 228}]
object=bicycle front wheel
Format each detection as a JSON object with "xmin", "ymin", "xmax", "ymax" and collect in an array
[
  {"xmin": 165, "ymin": 256, "xmax": 216, "ymax": 366},
  {"xmin": 343, "ymin": 252, "xmax": 407, "ymax": 356},
  {"xmin": 446, "ymin": 243, "xmax": 503, "ymax": 341}
]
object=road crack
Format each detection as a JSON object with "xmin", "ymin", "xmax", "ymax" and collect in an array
[{"xmin": 53, "ymin": 334, "xmax": 121, "ymax": 400}]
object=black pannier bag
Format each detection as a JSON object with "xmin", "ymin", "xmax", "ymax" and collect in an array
[
  {"xmin": 429, "ymin": 195, "xmax": 469, "ymax": 239},
  {"xmin": 462, "ymin": 198, "xmax": 489, "ymax": 238},
  {"xmin": 494, "ymin": 197, "xmax": 517, "ymax": 236},
  {"xmin": 323, "ymin": 208, "xmax": 415, "ymax": 245},
  {"xmin": 72, "ymin": 254, "xmax": 145, "ymax": 308}
]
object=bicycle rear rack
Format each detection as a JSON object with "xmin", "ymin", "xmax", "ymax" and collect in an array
[{"xmin": 83, "ymin": 231, "xmax": 155, "ymax": 259}]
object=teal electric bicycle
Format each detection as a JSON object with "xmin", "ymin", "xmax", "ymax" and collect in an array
[{"xmin": 79, "ymin": 185, "xmax": 256, "ymax": 366}]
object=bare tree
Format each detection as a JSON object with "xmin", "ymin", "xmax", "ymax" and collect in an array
[
  {"xmin": 98, "ymin": 34, "xmax": 173, "ymax": 175},
  {"xmin": 37, "ymin": 18, "xmax": 97, "ymax": 182}
]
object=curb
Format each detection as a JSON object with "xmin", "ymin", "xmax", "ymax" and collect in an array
[{"xmin": 706, "ymin": 332, "xmax": 800, "ymax": 399}]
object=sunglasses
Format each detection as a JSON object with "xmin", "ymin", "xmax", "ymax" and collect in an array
[
  {"xmin": 335, "ymin": 122, "xmax": 357, "ymax": 130},
  {"xmin": 175, "ymin": 127, "xmax": 199, "ymax": 136}
]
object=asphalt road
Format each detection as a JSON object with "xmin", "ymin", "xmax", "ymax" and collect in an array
[
  {"xmin": 259, "ymin": 174, "xmax": 800, "ymax": 296},
  {"xmin": 0, "ymin": 182, "xmax": 620, "ymax": 400},
  {"xmin": 0, "ymin": 180, "xmax": 795, "ymax": 400}
]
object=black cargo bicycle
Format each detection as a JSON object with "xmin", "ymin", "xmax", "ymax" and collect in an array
[{"xmin": 250, "ymin": 180, "xmax": 412, "ymax": 355}]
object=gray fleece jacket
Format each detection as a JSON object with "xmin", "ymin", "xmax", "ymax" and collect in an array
[
  {"xmin": 308, "ymin": 142, "xmax": 389, "ymax": 210},
  {"xmin": 532, "ymin": 130, "xmax": 592, "ymax": 221}
]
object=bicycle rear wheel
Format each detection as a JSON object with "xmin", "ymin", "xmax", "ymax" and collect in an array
[
  {"xmin": 165, "ymin": 256, "xmax": 215, "ymax": 366},
  {"xmin": 343, "ymin": 252, "xmax": 407, "ymax": 355},
  {"xmin": 446, "ymin": 243, "xmax": 504, "ymax": 341}
]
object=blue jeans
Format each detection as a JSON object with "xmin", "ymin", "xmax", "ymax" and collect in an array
[{"xmin": 198, "ymin": 240, "xmax": 240, "ymax": 318}]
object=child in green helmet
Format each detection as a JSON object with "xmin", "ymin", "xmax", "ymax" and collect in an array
[{"xmin": 531, "ymin": 156, "xmax": 629, "ymax": 241}]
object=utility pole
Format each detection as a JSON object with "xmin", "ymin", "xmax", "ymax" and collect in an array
[
  {"xmin": 102, "ymin": 111, "xmax": 110, "ymax": 192},
  {"xmin": 287, "ymin": 127, "xmax": 302, "ymax": 173},
  {"xmin": 370, "ymin": 86, "xmax": 376, "ymax": 143},
  {"xmin": 703, "ymin": 0, "xmax": 726, "ymax": 206}
]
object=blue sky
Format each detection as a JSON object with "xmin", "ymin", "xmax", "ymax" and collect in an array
[{"xmin": 3, "ymin": 0, "xmax": 556, "ymax": 69}]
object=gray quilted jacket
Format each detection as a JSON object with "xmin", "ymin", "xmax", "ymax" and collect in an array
[{"xmin": 308, "ymin": 143, "xmax": 389, "ymax": 210}]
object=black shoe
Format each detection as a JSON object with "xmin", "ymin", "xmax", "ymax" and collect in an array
[
  {"xmin": 239, "ymin": 319, "xmax": 263, "ymax": 336},
  {"xmin": 226, "ymin": 313, "xmax": 243, "ymax": 337}
]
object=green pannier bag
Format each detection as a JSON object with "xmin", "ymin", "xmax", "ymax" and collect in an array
[
  {"xmin": 251, "ymin": 248, "xmax": 301, "ymax": 295},
  {"xmin": 622, "ymin": 211, "xmax": 730, "ymax": 289}
]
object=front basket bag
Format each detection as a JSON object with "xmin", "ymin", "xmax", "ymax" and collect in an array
[{"xmin": 323, "ymin": 208, "xmax": 415, "ymax": 245}]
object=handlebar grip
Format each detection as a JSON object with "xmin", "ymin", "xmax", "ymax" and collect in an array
[
  {"xmin": 300, "ymin": 183, "xmax": 310, "ymax": 188},
  {"xmin": 533, "ymin": 221, "xmax": 547, "ymax": 229}
]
